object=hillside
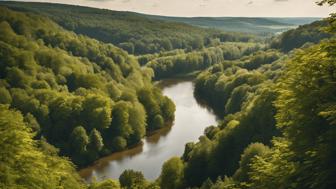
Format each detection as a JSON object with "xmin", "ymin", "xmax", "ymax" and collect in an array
[
  {"xmin": 1, "ymin": 1, "xmax": 320, "ymax": 40},
  {"xmin": 155, "ymin": 11, "xmax": 336, "ymax": 188},
  {"xmin": 270, "ymin": 19, "xmax": 332, "ymax": 51},
  {"xmin": 144, "ymin": 15, "xmax": 321, "ymax": 34},
  {"xmin": 0, "ymin": 1, "xmax": 255, "ymax": 55},
  {"xmin": 0, "ymin": 6, "xmax": 175, "ymax": 169},
  {"xmin": 0, "ymin": 1, "xmax": 335, "ymax": 189}
]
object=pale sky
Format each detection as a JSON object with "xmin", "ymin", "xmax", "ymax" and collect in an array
[{"xmin": 9, "ymin": 0, "xmax": 336, "ymax": 17}]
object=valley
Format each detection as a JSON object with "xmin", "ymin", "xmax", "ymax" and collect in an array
[{"xmin": 0, "ymin": 1, "xmax": 335, "ymax": 189}]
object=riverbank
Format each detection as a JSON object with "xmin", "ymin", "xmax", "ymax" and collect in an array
[{"xmin": 78, "ymin": 80, "xmax": 218, "ymax": 182}]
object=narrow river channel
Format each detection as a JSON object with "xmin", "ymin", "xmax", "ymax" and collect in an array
[{"xmin": 79, "ymin": 79, "xmax": 218, "ymax": 181}]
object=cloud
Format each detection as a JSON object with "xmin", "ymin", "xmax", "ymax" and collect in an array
[
  {"xmin": 86, "ymin": 0, "xmax": 115, "ymax": 1},
  {"xmin": 85, "ymin": 0, "xmax": 134, "ymax": 2},
  {"xmin": 30, "ymin": 0, "xmax": 333, "ymax": 17}
]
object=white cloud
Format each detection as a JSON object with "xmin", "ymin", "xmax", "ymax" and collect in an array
[{"xmin": 15, "ymin": 0, "xmax": 335, "ymax": 17}]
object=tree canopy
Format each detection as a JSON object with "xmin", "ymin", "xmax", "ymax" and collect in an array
[{"xmin": 0, "ymin": 6, "xmax": 175, "ymax": 167}]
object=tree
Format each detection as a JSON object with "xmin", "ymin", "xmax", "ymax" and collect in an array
[
  {"xmin": 152, "ymin": 114, "xmax": 164, "ymax": 129},
  {"xmin": 233, "ymin": 143, "xmax": 270, "ymax": 182},
  {"xmin": 119, "ymin": 42, "xmax": 134, "ymax": 54},
  {"xmin": 6, "ymin": 67, "xmax": 30, "ymax": 88},
  {"xmin": 119, "ymin": 170, "xmax": 146, "ymax": 189},
  {"xmin": 128, "ymin": 102, "xmax": 146, "ymax": 144},
  {"xmin": 70, "ymin": 126, "xmax": 89, "ymax": 153},
  {"xmin": 159, "ymin": 157, "xmax": 184, "ymax": 189},
  {"xmin": 24, "ymin": 113, "xmax": 40, "ymax": 134},
  {"xmin": 112, "ymin": 136, "xmax": 127, "ymax": 151},
  {"xmin": 317, "ymin": 0, "xmax": 336, "ymax": 5},
  {"xmin": 0, "ymin": 87, "xmax": 12, "ymax": 104},
  {"xmin": 0, "ymin": 105, "xmax": 84, "ymax": 189},
  {"xmin": 110, "ymin": 101, "xmax": 132, "ymax": 139},
  {"xmin": 88, "ymin": 129, "xmax": 104, "ymax": 152},
  {"xmin": 0, "ymin": 6, "xmax": 177, "ymax": 169},
  {"xmin": 200, "ymin": 178, "xmax": 214, "ymax": 189},
  {"xmin": 89, "ymin": 179, "xmax": 121, "ymax": 189},
  {"xmin": 225, "ymin": 85, "xmax": 250, "ymax": 114},
  {"xmin": 273, "ymin": 39, "xmax": 336, "ymax": 189},
  {"xmin": 161, "ymin": 97, "xmax": 175, "ymax": 121},
  {"xmin": 318, "ymin": 0, "xmax": 336, "ymax": 34},
  {"xmin": 243, "ymin": 38, "xmax": 336, "ymax": 189},
  {"xmin": 81, "ymin": 94, "xmax": 112, "ymax": 130}
]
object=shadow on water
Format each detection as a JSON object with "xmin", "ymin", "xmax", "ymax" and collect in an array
[
  {"xmin": 193, "ymin": 91, "xmax": 225, "ymax": 119},
  {"xmin": 78, "ymin": 125, "xmax": 173, "ymax": 181},
  {"xmin": 79, "ymin": 142, "xmax": 144, "ymax": 180}
]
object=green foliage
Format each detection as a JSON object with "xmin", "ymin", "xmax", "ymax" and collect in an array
[
  {"xmin": 159, "ymin": 157, "xmax": 184, "ymax": 189},
  {"xmin": 209, "ymin": 32, "xmax": 336, "ymax": 189},
  {"xmin": 233, "ymin": 143, "xmax": 270, "ymax": 182},
  {"xmin": 318, "ymin": 0, "xmax": 336, "ymax": 5},
  {"xmin": 178, "ymin": 14, "xmax": 336, "ymax": 187},
  {"xmin": 0, "ymin": 87, "xmax": 12, "ymax": 104},
  {"xmin": 0, "ymin": 2, "xmax": 255, "ymax": 55},
  {"xmin": 111, "ymin": 137, "xmax": 127, "ymax": 151},
  {"xmin": 194, "ymin": 49, "xmax": 281, "ymax": 116},
  {"xmin": 246, "ymin": 139, "xmax": 295, "ymax": 189},
  {"xmin": 138, "ymin": 88, "xmax": 175, "ymax": 130},
  {"xmin": 270, "ymin": 20, "xmax": 333, "ymax": 52},
  {"xmin": 24, "ymin": 113, "xmax": 41, "ymax": 133},
  {"xmin": 88, "ymin": 129, "xmax": 104, "ymax": 153},
  {"xmin": 0, "ymin": 7, "xmax": 175, "ymax": 167},
  {"xmin": 81, "ymin": 94, "xmax": 112, "ymax": 130},
  {"xmin": 146, "ymin": 42, "xmax": 262, "ymax": 80},
  {"xmin": 200, "ymin": 178, "xmax": 214, "ymax": 189},
  {"xmin": 149, "ymin": 16, "xmax": 317, "ymax": 35},
  {"xmin": 70, "ymin": 126, "xmax": 89, "ymax": 154},
  {"xmin": 209, "ymin": 177, "xmax": 241, "ymax": 189},
  {"xmin": 267, "ymin": 39, "xmax": 336, "ymax": 189},
  {"xmin": 153, "ymin": 115, "xmax": 164, "ymax": 129},
  {"xmin": 167, "ymin": 40, "xmax": 283, "ymax": 188},
  {"xmin": 1, "ymin": 2, "xmax": 335, "ymax": 189},
  {"xmin": 0, "ymin": 105, "xmax": 85, "ymax": 189},
  {"xmin": 119, "ymin": 170, "xmax": 146, "ymax": 189},
  {"xmin": 89, "ymin": 179, "xmax": 121, "ymax": 189}
]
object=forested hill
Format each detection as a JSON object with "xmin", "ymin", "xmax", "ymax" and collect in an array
[
  {"xmin": 270, "ymin": 19, "xmax": 333, "ymax": 51},
  {"xmin": 0, "ymin": 1, "xmax": 255, "ymax": 55},
  {"xmin": 154, "ymin": 4, "xmax": 336, "ymax": 188},
  {"xmin": 1, "ymin": 1, "xmax": 335, "ymax": 189},
  {"xmin": 0, "ymin": 1, "xmax": 319, "ymax": 56},
  {"xmin": 0, "ymin": 5, "xmax": 176, "ymax": 171},
  {"xmin": 138, "ymin": 19, "xmax": 332, "ymax": 80},
  {"xmin": 144, "ymin": 16, "xmax": 321, "ymax": 34}
]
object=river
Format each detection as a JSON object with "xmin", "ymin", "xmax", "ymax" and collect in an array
[{"xmin": 79, "ymin": 79, "xmax": 218, "ymax": 181}]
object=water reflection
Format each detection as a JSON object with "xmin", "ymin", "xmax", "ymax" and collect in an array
[{"xmin": 79, "ymin": 79, "xmax": 218, "ymax": 181}]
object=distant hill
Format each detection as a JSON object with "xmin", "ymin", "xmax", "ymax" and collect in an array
[
  {"xmin": 268, "ymin": 17, "xmax": 322, "ymax": 25},
  {"xmin": 0, "ymin": 1, "xmax": 322, "ymax": 55},
  {"xmin": 0, "ymin": 1, "xmax": 254, "ymax": 55},
  {"xmin": 270, "ymin": 20, "xmax": 332, "ymax": 52},
  {"xmin": 144, "ymin": 15, "xmax": 322, "ymax": 34}
]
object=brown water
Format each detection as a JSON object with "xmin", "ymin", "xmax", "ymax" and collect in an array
[{"xmin": 79, "ymin": 79, "xmax": 218, "ymax": 181}]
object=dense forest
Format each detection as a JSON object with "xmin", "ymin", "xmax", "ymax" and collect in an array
[
  {"xmin": 0, "ymin": 6, "xmax": 175, "ymax": 169},
  {"xmin": 155, "ymin": 1, "xmax": 336, "ymax": 188},
  {"xmin": 0, "ymin": 1, "xmax": 256, "ymax": 55},
  {"xmin": 0, "ymin": 0, "xmax": 335, "ymax": 189},
  {"xmin": 143, "ymin": 16, "xmax": 319, "ymax": 35}
]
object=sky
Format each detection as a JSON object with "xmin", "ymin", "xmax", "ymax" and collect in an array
[{"xmin": 7, "ymin": 0, "xmax": 336, "ymax": 17}]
